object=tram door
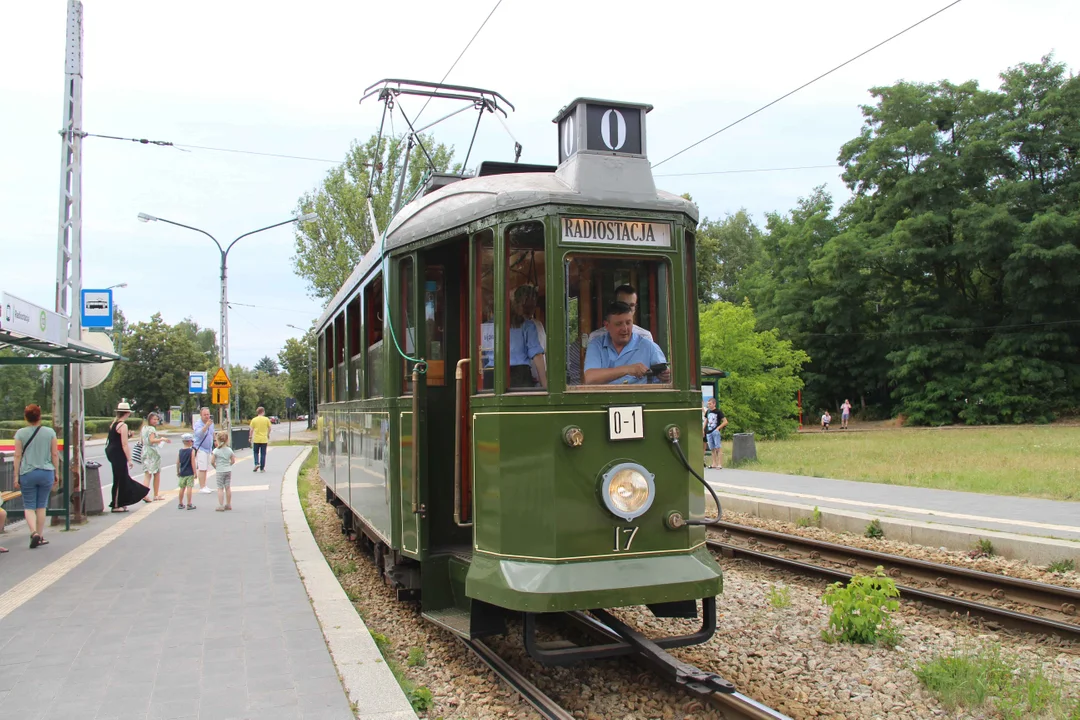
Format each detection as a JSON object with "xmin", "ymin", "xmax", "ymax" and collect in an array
[{"xmin": 415, "ymin": 237, "xmax": 471, "ymax": 554}]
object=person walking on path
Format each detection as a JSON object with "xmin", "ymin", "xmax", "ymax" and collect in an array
[
  {"xmin": 141, "ymin": 412, "xmax": 171, "ymax": 501},
  {"xmin": 249, "ymin": 407, "xmax": 272, "ymax": 472},
  {"xmin": 193, "ymin": 407, "xmax": 216, "ymax": 494},
  {"xmin": 12, "ymin": 404, "xmax": 59, "ymax": 548},
  {"xmin": 702, "ymin": 398, "xmax": 728, "ymax": 469},
  {"xmin": 106, "ymin": 401, "xmax": 150, "ymax": 512},
  {"xmin": 176, "ymin": 434, "xmax": 197, "ymax": 510},
  {"xmin": 840, "ymin": 399, "xmax": 852, "ymax": 430},
  {"xmin": 211, "ymin": 431, "xmax": 236, "ymax": 511}
]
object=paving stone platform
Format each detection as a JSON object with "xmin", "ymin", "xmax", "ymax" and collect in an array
[{"xmin": 0, "ymin": 443, "xmax": 391, "ymax": 720}]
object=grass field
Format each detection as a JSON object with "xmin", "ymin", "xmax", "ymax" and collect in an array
[{"xmin": 748, "ymin": 424, "xmax": 1080, "ymax": 501}]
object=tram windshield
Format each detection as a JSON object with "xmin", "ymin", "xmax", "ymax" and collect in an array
[{"xmin": 565, "ymin": 255, "xmax": 672, "ymax": 389}]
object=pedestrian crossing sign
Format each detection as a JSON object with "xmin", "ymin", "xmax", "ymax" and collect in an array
[
  {"xmin": 212, "ymin": 387, "xmax": 230, "ymax": 405},
  {"xmin": 211, "ymin": 367, "xmax": 232, "ymax": 388}
]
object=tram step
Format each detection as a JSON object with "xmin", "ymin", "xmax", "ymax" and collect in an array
[{"xmin": 423, "ymin": 607, "xmax": 472, "ymax": 636}]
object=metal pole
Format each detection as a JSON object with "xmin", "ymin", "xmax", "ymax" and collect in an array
[
  {"xmin": 63, "ymin": 363, "xmax": 71, "ymax": 532},
  {"xmin": 53, "ymin": 1, "xmax": 85, "ymax": 518},
  {"xmin": 219, "ymin": 248, "xmax": 231, "ymax": 431}
]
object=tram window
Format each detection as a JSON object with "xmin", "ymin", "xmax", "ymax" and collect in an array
[
  {"xmin": 424, "ymin": 266, "xmax": 446, "ymax": 387},
  {"xmin": 506, "ymin": 221, "xmax": 547, "ymax": 392},
  {"xmin": 347, "ymin": 295, "xmax": 362, "ymax": 397},
  {"xmin": 474, "ymin": 229, "xmax": 495, "ymax": 394},
  {"xmin": 685, "ymin": 230, "xmax": 700, "ymax": 388},
  {"xmin": 401, "ymin": 257, "xmax": 415, "ymax": 395},
  {"xmin": 565, "ymin": 254, "xmax": 673, "ymax": 389},
  {"xmin": 365, "ymin": 275, "xmax": 384, "ymax": 398}
]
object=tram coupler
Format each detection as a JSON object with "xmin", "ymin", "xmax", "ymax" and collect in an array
[
  {"xmin": 524, "ymin": 597, "xmax": 720, "ymax": 668},
  {"xmin": 590, "ymin": 606, "xmax": 735, "ymax": 695}
]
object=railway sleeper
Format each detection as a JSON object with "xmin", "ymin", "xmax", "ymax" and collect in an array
[{"xmin": 524, "ymin": 597, "xmax": 729, "ymax": 694}]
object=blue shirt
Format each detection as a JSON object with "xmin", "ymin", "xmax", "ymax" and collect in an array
[
  {"xmin": 583, "ymin": 332, "xmax": 667, "ymax": 384},
  {"xmin": 509, "ymin": 320, "xmax": 544, "ymax": 367}
]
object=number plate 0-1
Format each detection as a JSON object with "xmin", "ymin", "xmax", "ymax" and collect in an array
[{"xmin": 608, "ymin": 406, "xmax": 644, "ymax": 440}]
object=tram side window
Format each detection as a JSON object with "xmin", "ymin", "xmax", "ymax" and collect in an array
[
  {"xmin": 506, "ymin": 221, "xmax": 547, "ymax": 392},
  {"xmin": 365, "ymin": 276, "xmax": 384, "ymax": 398},
  {"xmin": 565, "ymin": 255, "xmax": 673, "ymax": 389},
  {"xmin": 401, "ymin": 257, "xmax": 415, "ymax": 395},
  {"xmin": 347, "ymin": 295, "xmax": 362, "ymax": 397},
  {"xmin": 423, "ymin": 266, "xmax": 446, "ymax": 387},
  {"xmin": 475, "ymin": 230, "xmax": 494, "ymax": 394},
  {"xmin": 685, "ymin": 230, "xmax": 700, "ymax": 387}
]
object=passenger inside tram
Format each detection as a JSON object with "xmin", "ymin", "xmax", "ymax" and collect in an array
[
  {"xmin": 508, "ymin": 284, "xmax": 547, "ymax": 389},
  {"xmin": 583, "ymin": 300, "xmax": 670, "ymax": 385}
]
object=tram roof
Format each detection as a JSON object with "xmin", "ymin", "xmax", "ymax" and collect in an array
[{"xmin": 316, "ymin": 170, "xmax": 698, "ymax": 332}]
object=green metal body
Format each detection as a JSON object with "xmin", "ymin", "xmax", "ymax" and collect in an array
[{"xmin": 316, "ymin": 200, "xmax": 722, "ymax": 626}]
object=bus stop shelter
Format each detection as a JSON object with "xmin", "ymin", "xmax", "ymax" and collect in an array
[{"xmin": 0, "ymin": 328, "xmax": 120, "ymax": 531}]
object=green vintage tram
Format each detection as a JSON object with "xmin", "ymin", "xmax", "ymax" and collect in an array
[{"xmin": 315, "ymin": 82, "xmax": 724, "ymax": 667}]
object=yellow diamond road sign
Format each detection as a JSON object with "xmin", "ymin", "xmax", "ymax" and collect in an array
[{"xmin": 210, "ymin": 368, "xmax": 232, "ymax": 389}]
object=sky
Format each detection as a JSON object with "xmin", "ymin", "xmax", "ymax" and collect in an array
[{"xmin": 2, "ymin": 0, "xmax": 1078, "ymax": 368}]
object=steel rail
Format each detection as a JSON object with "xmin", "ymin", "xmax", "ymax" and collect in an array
[
  {"xmin": 561, "ymin": 612, "xmax": 793, "ymax": 720},
  {"xmin": 459, "ymin": 638, "xmax": 575, "ymax": 720},
  {"xmin": 708, "ymin": 537, "xmax": 1080, "ymax": 642},
  {"xmin": 708, "ymin": 521, "xmax": 1080, "ymax": 617}
]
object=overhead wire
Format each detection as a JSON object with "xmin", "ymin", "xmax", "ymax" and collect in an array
[
  {"xmin": 79, "ymin": 132, "xmax": 342, "ymax": 164},
  {"xmin": 655, "ymin": 164, "xmax": 839, "ymax": 178},
  {"xmin": 651, "ymin": 0, "xmax": 967, "ymax": 169},
  {"xmin": 414, "ymin": 0, "xmax": 505, "ymax": 124}
]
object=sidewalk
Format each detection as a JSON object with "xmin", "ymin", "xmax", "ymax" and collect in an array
[
  {"xmin": 709, "ymin": 468, "xmax": 1080, "ymax": 563},
  {"xmin": 0, "ymin": 445, "xmax": 363, "ymax": 719}
]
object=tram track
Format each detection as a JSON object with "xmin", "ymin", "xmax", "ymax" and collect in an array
[
  {"xmin": 708, "ymin": 520, "xmax": 1080, "ymax": 642},
  {"xmin": 460, "ymin": 637, "xmax": 575, "ymax": 720},
  {"xmin": 560, "ymin": 611, "xmax": 793, "ymax": 720}
]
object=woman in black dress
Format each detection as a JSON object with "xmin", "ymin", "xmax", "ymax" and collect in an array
[{"xmin": 106, "ymin": 401, "xmax": 149, "ymax": 512}]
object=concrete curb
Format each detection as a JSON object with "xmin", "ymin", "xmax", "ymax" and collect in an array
[
  {"xmin": 718, "ymin": 492, "xmax": 1080, "ymax": 566},
  {"xmin": 281, "ymin": 447, "xmax": 419, "ymax": 720}
]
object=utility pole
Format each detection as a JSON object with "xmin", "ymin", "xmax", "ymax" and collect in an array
[{"xmin": 53, "ymin": 0, "xmax": 86, "ymax": 524}]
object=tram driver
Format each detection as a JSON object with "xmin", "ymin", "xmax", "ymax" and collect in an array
[{"xmin": 583, "ymin": 301, "xmax": 671, "ymax": 385}]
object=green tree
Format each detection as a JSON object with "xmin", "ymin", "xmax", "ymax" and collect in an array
[
  {"xmin": 837, "ymin": 55, "xmax": 1080, "ymax": 424},
  {"xmin": 699, "ymin": 302, "xmax": 809, "ymax": 439},
  {"xmin": 231, "ymin": 365, "xmax": 288, "ymax": 420},
  {"xmin": 278, "ymin": 331, "xmax": 315, "ymax": 414},
  {"xmin": 253, "ymin": 356, "xmax": 279, "ymax": 376},
  {"xmin": 0, "ymin": 350, "xmax": 45, "ymax": 420},
  {"xmin": 114, "ymin": 314, "xmax": 210, "ymax": 414},
  {"xmin": 293, "ymin": 133, "xmax": 456, "ymax": 300},
  {"xmin": 695, "ymin": 209, "xmax": 762, "ymax": 304}
]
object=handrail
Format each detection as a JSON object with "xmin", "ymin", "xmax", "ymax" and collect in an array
[
  {"xmin": 453, "ymin": 358, "xmax": 473, "ymax": 527},
  {"xmin": 410, "ymin": 366, "xmax": 422, "ymax": 515}
]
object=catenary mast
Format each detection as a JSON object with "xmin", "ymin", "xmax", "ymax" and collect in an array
[{"xmin": 53, "ymin": 0, "xmax": 86, "ymax": 521}]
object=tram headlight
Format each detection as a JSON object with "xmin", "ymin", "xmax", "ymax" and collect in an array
[{"xmin": 600, "ymin": 462, "xmax": 656, "ymax": 521}]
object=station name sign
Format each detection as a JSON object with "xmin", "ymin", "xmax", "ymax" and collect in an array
[{"xmin": 561, "ymin": 218, "xmax": 670, "ymax": 247}]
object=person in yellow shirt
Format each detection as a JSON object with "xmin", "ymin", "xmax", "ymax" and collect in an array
[{"xmin": 248, "ymin": 407, "xmax": 273, "ymax": 472}]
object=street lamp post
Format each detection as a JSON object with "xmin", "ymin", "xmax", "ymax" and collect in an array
[
  {"xmin": 138, "ymin": 212, "xmax": 317, "ymax": 429},
  {"xmin": 286, "ymin": 324, "xmax": 314, "ymax": 429}
]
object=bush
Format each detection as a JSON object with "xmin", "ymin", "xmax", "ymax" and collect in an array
[
  {"xmin": 699, "ymin": 301, "xmax": 810, "ymax": 439},
  {"xmin": 821, "ymin": 567, "xmax": 901, "ymax": 646}
]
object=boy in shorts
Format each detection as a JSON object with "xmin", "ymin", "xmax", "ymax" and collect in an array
[
  {"xmin": 211, "ymin": 430, "xmax": 236, "ymax": 511},
  {"xmin": 177, "ymin": 434, "xmax": 197, "ymax": 510}
]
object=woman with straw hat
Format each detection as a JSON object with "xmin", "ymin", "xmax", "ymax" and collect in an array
[{"xmin": 105, "ymin": 401, "xmax": 150, "ymax": 512}]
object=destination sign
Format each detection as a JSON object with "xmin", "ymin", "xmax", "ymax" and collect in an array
[{"xmin": 561, "ymin": 218, "xmax": 670, "ymax": 247}]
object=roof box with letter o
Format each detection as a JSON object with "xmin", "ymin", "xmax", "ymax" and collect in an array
[{"xmin": 552, "ymin": 98, "xmax": 657, "ymax": 202}]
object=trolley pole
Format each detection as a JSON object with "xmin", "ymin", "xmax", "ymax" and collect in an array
[{"xmin": 53, "ymin": 0, "xmax": 86, "ymax": 525}]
